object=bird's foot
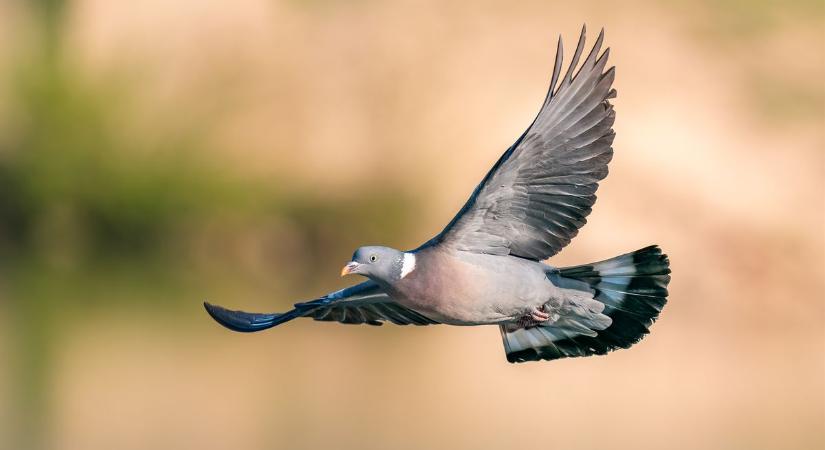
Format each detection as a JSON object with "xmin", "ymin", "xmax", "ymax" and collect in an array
[{"xmin": 529, "ymin": 306, "xmax": 551, "ymax": 323}]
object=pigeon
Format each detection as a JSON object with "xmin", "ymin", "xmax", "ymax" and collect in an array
[{"xmin": 205, "ymin": 26, "xmax": 671, "ymax": 363}]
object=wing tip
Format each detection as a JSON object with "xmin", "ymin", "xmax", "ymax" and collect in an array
[{"xmin": 203, "ymin": 301, "xmax": 287, "ymax": 333}]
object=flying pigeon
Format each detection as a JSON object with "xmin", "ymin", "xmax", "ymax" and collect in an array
[{"xmin": 205, "ymin": 26, "xmax": 671, "ymax": 363}]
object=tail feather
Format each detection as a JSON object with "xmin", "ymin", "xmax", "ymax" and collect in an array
[{"xmin": 502, "ymin": 245, "xmax": 671, "ymax": 363}]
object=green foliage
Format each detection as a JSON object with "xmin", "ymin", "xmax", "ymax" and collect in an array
[
  {"xmin": 0, "ymin": 49, "xmax": 416, "ymax": 298},
  {"xmin": 1, "ymin": 62, "xmax": 229, "ymax": 258}
]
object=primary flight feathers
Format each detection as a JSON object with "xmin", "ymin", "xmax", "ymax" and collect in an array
[{"xmin": 433, "ymin": 27, "xmax": 615, "ymax": 260}]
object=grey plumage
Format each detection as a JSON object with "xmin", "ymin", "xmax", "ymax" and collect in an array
[
  {"xmin": 429, "ymin": 27, "xmax": 615, "ymax": 260},
  {"xmin": 204, "ymin": 26, "xmax": 671, "ymax": 364},
  {"xmin": 502, "ymin": 246, "xmax": 670, "ymax": 363}
]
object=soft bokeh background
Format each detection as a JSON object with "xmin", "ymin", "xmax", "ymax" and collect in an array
[{"xmin": 0, "ymin": 1, "xmax": 822, "ymax": 449}]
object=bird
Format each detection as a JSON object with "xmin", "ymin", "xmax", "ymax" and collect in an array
[{"xmin": 204, "ymin": 26, "xmax": 671, "ymax": 363}]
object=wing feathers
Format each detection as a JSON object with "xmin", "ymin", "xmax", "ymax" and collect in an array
[
  {"xmin": 559, "ymin": 25, "xmax": 588, "ymax": 91},
  {"xmin": 205, "ymin": 281, "xmax": 440, "ymax": 332},
  {"xmin": 426, "ymin": 26, "xmax": 617, "ymax": 260},
  {"xmin": 547, "ymin": 36, "xmax": 564, "ymax": 103}
]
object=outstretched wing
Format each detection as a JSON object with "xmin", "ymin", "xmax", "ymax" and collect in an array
[
  {"xmin": 204, "ymin": 281, "xmax": 439, "ymax": 332},
  {"xmin": 427, "ymin": 26, "xmax": 616, "ymax": 261}
]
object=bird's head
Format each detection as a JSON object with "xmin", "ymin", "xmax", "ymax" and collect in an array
[{"xmin": 341, "ymin": 246, "xmax": 413, "ymax": 284}]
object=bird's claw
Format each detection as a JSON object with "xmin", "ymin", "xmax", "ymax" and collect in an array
[{"xmin": 529, "ymin": 306, "xmax": 551, "ymax": 323}]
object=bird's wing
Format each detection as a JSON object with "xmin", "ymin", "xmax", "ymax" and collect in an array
[
  {"xmin": 204, "ymin": 280, "xmax": 439, "ymax": 332},
  {"xmin": 425, "ymin": 26, "xmax": 616, "ymax": 261}
]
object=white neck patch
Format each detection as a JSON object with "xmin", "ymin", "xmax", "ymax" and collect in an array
[{"xmin": 400, "ymin": 253, "xmax": 416, "ymax": 279}]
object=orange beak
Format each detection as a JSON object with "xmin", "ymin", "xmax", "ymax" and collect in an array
[{"xmin": 341, "ymin": 261, "xmax": 359, "ymax": 277}]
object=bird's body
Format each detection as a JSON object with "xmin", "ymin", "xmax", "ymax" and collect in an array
[
  {"xmin": 387, "ymin": 248, "xmax": 553, "ymax": 325},
  {"xmin": 205, "ymin": 26, "xmax": 672, "ymax": 363}
]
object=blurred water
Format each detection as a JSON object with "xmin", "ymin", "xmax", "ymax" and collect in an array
[{"xmin": 0, "ymin": 1, "xmax": 823, "ymax": 449}]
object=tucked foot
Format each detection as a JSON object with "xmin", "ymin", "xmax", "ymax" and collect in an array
[{"xmin": 530, "ymin": 306, "xmax": 551, "ymax": 323}]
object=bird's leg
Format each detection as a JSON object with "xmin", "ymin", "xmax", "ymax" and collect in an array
[
  {"xmin": 515, "ymin": 305, "xmax": 553, "ymax": 328},
  {"xmin": 529, "ymin": 305, "xmax": 551, "ymax": 323}
]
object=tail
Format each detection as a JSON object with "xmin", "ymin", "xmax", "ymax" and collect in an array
[{"xmin": 501, "ymin": 245, "xmax": 671, "ymax": 363}]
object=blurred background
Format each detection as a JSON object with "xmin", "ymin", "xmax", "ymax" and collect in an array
[{"xmin": 0, "ymin": 0, "xmax": 822, "ymax": 449}]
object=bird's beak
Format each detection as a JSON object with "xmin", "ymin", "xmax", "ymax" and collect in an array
[{"xmin": 341, "ymin": 261, "xmax": 360, "ymax": 277}]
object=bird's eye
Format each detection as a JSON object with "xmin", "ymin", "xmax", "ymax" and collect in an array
[{"xmin": 369, "ymin": 255, "xmax": 377, "ymax": 262}]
